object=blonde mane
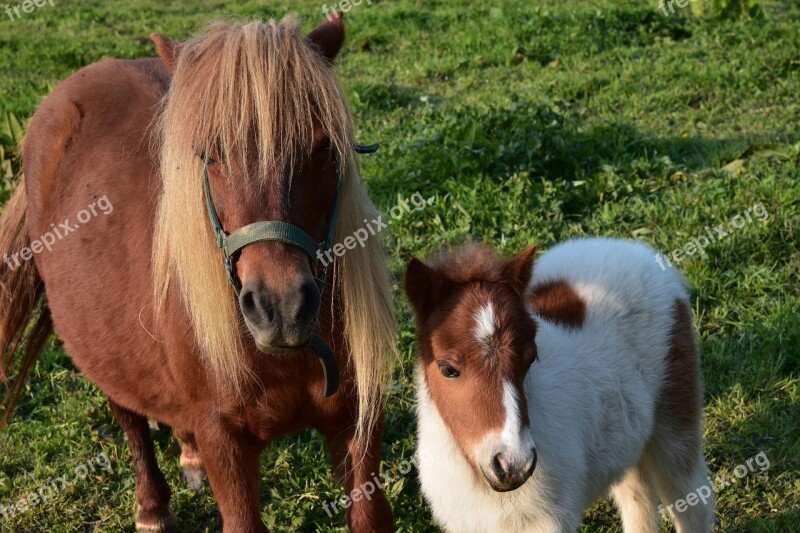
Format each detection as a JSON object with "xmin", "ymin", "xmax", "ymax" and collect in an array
[{"xmin": 153, "ymin": 16, "xmax": 397, "ymax": 445}]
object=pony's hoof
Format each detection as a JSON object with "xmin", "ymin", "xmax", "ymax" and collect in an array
[
  {"xmin": 135, "ymin": 508, "xmax": 178, "ymax": 533},
  {"xmin": 179, "ymin": 445, "xmax": 206, "ymax": 492},
  {"xmin": 182, "ymin": 464, "xmax": 207, "ymax": 492}
]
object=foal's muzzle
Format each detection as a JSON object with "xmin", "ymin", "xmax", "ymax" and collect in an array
[{"xmin": 482, "ymin": 447, "xmax": 537, "ymax": 492}]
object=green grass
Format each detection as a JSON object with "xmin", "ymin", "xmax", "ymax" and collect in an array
[{"xmin": 1, "ymin": 0, "xmax": 799, "ymax": 531}]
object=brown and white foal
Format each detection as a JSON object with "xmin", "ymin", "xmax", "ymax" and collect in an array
[{"xmin": 406, "ymin": 237, "xmax": 714, "ymax": 532}]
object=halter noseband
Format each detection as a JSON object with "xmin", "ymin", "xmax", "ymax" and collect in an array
[{"xmin": 202, "ymin": 143, "xmax": 379, "ymax": 397}]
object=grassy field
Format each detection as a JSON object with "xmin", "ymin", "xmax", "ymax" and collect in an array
[{"xmin": 1, "ymin": 0, "xmax": 799, "ymax": 531}]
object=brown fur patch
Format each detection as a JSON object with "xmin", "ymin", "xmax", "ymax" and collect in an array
[
  {"xmin": 653, "ymin": 298, "xmax": 704, "ymax": 473},
  {"xmin": 529, "ymin": 280, "xmax": 586, "ymax": 329}
]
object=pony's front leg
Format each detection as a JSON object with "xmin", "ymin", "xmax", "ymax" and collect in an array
[
  {"xmin": 195, "ymin": 427, "xmax": 267, "ymax": 532},
  {"xmin": 323, "ymin": 417, "xmax": 394, "ymax": 533}
]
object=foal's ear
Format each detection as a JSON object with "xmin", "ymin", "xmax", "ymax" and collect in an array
[
  {"xmin": 307, "ymin": 11, "xmax": 346, "ymax": 62},
  {"xmin": 405, "ymin": 258, "xmax": 452, "ymax": 319},
  {"xmin": 503, "ymin": 244, "xmax": 537, "ymax": 293},
  {"xmin": 151, "ymin": 33, "xmax": 181, "ymax": 71}
]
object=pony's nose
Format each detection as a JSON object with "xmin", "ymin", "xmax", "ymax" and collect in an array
[
  {"xmin": 489, "ymin": 448, "xmax": 537, "ymax": 492},
  {"xmin": 239, "ymin": 278, "xmax": 319, "ymax": 349}
]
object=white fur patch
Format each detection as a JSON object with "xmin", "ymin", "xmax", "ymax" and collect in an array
[{"xmin": 473, "ymin": 302, "xmax": 497, "ymax": 346}]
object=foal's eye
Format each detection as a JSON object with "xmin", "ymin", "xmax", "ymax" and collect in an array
[
  {"xmin": 525, "ymin": 346, "xmax": 537, "ymax": 367},
  {"xmin": 438, "ymin": 362, "xmax": 461, "ymax": 379}
]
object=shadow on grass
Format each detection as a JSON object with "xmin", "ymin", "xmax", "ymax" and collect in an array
[
  {"xmin": 699, "ymin": 301, "xmax": 800, "ymax": 530},
  {"xmin": 726, "ymin": 508, "xmax": 800, "ymax": 532},
  {"xmin": 365, "ymin": 98, "xmax": 797, "ymax": 216}
]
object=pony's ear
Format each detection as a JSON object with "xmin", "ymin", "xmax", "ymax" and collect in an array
[
  {"xmin": 307, "ymin": 11, "xmax": 345, "ymax": 62},
  {"xmin": 405, "ymin": 258, "xmax": 453, "ymax": 320},
  {"xmin": 151, "ymin": 33, "xmax": 181, "ymax": 71},
  {"xmin": 503, "ymin": 244, "xmax": 537, "ymax": 294}
]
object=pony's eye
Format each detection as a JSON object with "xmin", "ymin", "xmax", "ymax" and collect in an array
[
  {"xmin": 438, "ymin": 361, "xmax": 461, "ymax": 379},
  {"xmin": 316, "ymin": 137, "xmax": 332, "ymax": 154},
  {"xmin": 198, "ymin": 151, "xmax": 217, "ymax": 165}
]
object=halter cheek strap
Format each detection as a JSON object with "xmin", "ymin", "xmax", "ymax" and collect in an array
[{"xmin": 202, "ymin": 143, "xmax": 379, "ymax": 397}]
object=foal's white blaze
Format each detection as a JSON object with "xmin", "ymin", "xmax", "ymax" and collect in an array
[
  {"xmin": 496, "ymin": 381, "xmax": 536, "ymax": 474},
  {"xmin": 501, "ymin": 382, "xmax": 533, "ymax": 451},
  {"xmin": 474, "ymin": 302, "xmax": 496, "ymax": 346},
  {"xmin": 473, "ymin": 381, "xmax": 536, "ymax": 477}
]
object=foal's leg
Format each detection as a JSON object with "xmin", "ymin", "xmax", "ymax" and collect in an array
[
  {"xmin": 611, "ymin": 459, "xmax": 659, "ymax": 533},
  {"xmin": 107, "ymin": 399, "xmax": 176, "ymax": 533},
  {"xmin": 194, "ymin": 427, "xmax": 267, "ymax": 532},
  {"xmin": 175, "ymin": 430, "xmax": 206, "ymax": 492},
  {"xmin": 646, "ymin": 443, "xmax": 714, "ymax": 533},
  {"xmin": 321, "ymin": 418, "xmax": 393, "ymax": 532}
]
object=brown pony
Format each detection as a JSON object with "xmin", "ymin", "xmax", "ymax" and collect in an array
[{"xmin": 0, "ymin": 14, "xmax": 396, "ymax": 533}]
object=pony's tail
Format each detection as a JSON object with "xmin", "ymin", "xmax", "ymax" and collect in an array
[{"xmin": 0, "ymin": 180, "xmax": 52, "ymax": 430}]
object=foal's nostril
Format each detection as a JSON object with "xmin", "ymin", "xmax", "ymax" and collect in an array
[
  {"xmin": 492, "ymin": 453, "xmax": 509, "ymax": 479},
  {"xmin": 491, "ymin": 449, "xmax": 537, "ymax": 487}
]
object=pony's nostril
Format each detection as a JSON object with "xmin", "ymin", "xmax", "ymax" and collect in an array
[
  {"xmin": 263, "ymin": 302, "xmax": 275, "ymax": 322},
  {"xmin": 291, "ymin": 278, "xmax": 320, "ymax": 325},
  {"xmin": 239, "ymin": 283, "xmax": 278, "ymax": 325},
  {"xmin": 241, "ymin": 289, "xmax": 256, "ymax": 315}
]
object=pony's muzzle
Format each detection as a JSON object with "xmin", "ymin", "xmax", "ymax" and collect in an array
[
  {"xmin": 483, "ymin": 447, "xmax": 537, "ymax": 492},
  {"xmin": 239, "ymin": 277, "xmax": 320, "ymax": 350}
]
